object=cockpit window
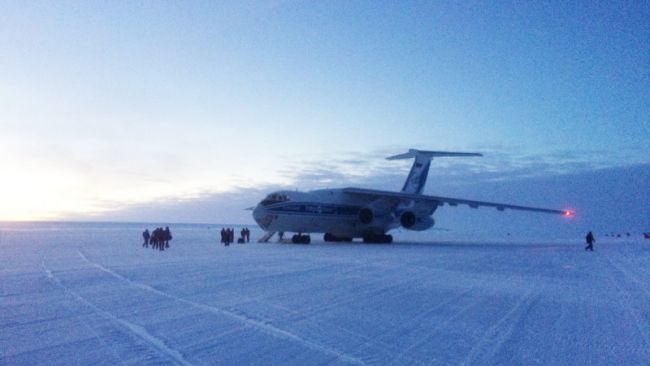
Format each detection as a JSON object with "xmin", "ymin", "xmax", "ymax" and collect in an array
[{"xmin": 261, "ymin": 193, "xmax": 289, "ymax": 206}]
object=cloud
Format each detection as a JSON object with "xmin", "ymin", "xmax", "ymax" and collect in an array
[
  {"xmin": 268, "ymin": 146, "xmax": 641, "ymax": 191},
  {"xmin": 89, "ymin": 146, "xmax": 650, "ymax": 230}
]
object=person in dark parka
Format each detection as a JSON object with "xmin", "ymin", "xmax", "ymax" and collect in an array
[
  {"xmin": 164, "ymin": 226, "xmax": 172, "ymax": 248},
  {"xmin": 142, "ymin": 229, "xmax": 150, "ymax": 248},
  {"xmin": 585, "ymin": 231, "xmax": 595, "ymax": 251}
]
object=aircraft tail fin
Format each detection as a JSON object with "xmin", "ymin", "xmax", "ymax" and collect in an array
[{"xmin": 388, "ymin": 149, "xmax": 482, "ymax": 194}]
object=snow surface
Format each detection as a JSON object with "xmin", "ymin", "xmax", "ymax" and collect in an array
[{"xmin": 1, "ymin": 222, "xmax": 649, "ymax": 365}]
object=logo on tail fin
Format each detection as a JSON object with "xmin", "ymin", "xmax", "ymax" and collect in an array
[{"xmin": 402, "ymin": 158, "xmax": 431, "ymax": 194}]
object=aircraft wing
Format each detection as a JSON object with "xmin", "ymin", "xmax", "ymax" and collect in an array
[{"xmin": 342, "ymin": 187, "xmax": 572, "ymax": 215}]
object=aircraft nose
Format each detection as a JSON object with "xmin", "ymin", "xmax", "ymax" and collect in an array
[{"xmin": 252, "ymin": 204, "xmax": 267, "ymax": 228}]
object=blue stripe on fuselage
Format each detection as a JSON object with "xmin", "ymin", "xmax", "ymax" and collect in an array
[{"xmin": 266, "ymin": 202, "xmax": 360, "ymax": 217}]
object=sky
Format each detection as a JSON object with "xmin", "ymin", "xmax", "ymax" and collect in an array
[{"xmin": 1, "ymin": 1, "xmax": 649, "ymax": 230}]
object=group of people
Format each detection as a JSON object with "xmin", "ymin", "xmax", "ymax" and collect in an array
[
  {"xmin": 142, "ymin": 227, "xmax": 173, "ymax": 250},
  {"xmin": 139, "ymin": 227, "xmax": 600, "ymax": 251},
  {"xmin": 221, "ymin": 227, "xmax": 251, "ymax": 245}
]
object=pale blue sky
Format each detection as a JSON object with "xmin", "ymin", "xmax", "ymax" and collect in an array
[{"xmin": 1, "ymin": 1, "xmax": 648, "ymax": 220}]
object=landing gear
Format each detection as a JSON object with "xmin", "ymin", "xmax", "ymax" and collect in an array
[
  {"xmin": 324, "ymin": 233, "xmax": 353, "ymax": 242},
  {"xmin": 362, "ymin": 233, "xmax": 393, "ymax": 244},
  {"xmin": 291, "ymin": 234, "xmax": 311, "ymax": 244}
]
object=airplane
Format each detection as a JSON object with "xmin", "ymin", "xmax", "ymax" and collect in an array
[{"xmin": 252, "ymin": 149, "xmax": 573, "ymax": 244}]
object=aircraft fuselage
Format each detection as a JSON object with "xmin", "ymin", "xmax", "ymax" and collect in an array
[{"xmin": 252, "ymin": 189, "xmax": 399, "ymax": 238}]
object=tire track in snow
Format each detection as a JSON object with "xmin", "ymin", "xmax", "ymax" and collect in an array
[
  {"xmin": 461, "ymin": 285, "xmax": 538, "ymax": 366},
  {"xmin": 387, "ymin": 284, "xmax": 493, "ymax": 365},
  {"xmin": 374, "ymin": 288, "xmax": 478, "ymax": 366},
  {"xmin": 77, "ymin": 324, "xmax": 130, "ymax": 366},
  {"xmin": 383, "ymin": 251, "xmax": 505, "ymax": 365},
  {"xmin": 285, "ymin": 268, "xmax": 451, "ymax": 365},
  {"xmin": 281, "ymin": 266, "xmax": 375, "ymax": 319},
  {"xmin": 606, "ymin": 252, "xmax": 650, "ymax": 300},
  {"xmin": 599, "ymin": 255, "xmax": 650, "ymax": 349},
  {"xmin": 42, "ymin": 261, "xmax": 194, "ymax": 366},
  {"xmin": 36, "ymin": 255, "xmax": 129, "ymax": 366},
  {"xmin": 77, "ymin": 250, "xmax": 366, "ymax": 366}
]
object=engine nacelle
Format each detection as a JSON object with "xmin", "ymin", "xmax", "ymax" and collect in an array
[
  {"xmin": 400, "ymin": 210, "xmax": 417, "ymax": 228},
  {"xmin": 400, "ymin": 211, "xmax": 435, "ymax": 231},
  {"xmin": 358, "ymin": 207, "xmax": 374, "ymax": 225},
  {"xmin": 358, "ymin": 206, "xmax": 394, "ymax": 227}
]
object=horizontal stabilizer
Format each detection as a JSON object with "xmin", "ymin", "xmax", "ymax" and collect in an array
[{"xmin": 386, "ymin": 149, "xmax": 482, "ymax": 160}]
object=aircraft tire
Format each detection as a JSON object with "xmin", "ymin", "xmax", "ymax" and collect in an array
[
  {"xmin": 363, "ymin": 234, "xmax": 392, "ymax": 244},
  {"xmin": 293, "ymin": 234, "xmax": 310, "ymax": 244},
  {"xmin": 324, "ymin": 233, "xmax": 352, "ymax": 243}
]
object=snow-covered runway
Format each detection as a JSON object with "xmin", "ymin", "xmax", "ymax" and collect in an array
[{"xmin": 1, "ymin": 223, "xmax": 649, "ymax": 365}]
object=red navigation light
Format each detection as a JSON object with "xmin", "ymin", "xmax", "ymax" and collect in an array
[{"xmin": 563, "ymin": 210, "xmax": 574, "ymax": 217}]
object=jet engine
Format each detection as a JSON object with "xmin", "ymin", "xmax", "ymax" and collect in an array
[
  {"xmin": 358, "ymin": 206, "xmax": 393, "ymax": 227},
  {"xmin": 358, "ymin": 207, "xmax": 374, "ymax": 225},
  {"xmin": 399, "ymin": 211, "xmax": 435, "ymax": 231}
]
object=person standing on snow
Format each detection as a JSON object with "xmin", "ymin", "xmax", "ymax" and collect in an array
[
  {"xmin": 164, "ymin": 226, "xmax": 172, "ymax": 248},
  {"xmin": 585, "ymin": 231, "xmax": 595, "ymax": 251},
  {"xmin": 142, "ymin": 229, "xmax": 150, "ymax": 248}
]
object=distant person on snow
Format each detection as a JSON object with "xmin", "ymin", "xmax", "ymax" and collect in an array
[
  {"xmin": 142, "ymin": 229, "xmax": 150, "ymax": 248},
  {"xmin": 164, "ymin": 226, "xmax": 172, "ymax": 248},
  {"xmin": 155, "ymin": 227, "xmax": 164, "ymax": 251},
  {"xmin": 154, "ymin": 227, "xmax": 164, "ymax": 251},
  {"xmin": 585, "ymin": 231, "xmax": 595, "ymax": 251},
  {"xmin": 223, "ymin": 228, "xmax": 230, "ymax": 246}
]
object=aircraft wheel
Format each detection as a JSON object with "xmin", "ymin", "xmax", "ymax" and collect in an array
[
  {"xmin": 363, "ymin": 234, "xmax": 392, "ymax": 244},
  {"xmin": 325, "ymin": 233, "xmax": 351, "ymax": 243},
  {"xmin": 293, "ymin": 234, "xmax": 310, "ymax": 244}
]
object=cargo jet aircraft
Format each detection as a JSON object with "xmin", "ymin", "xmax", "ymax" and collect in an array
[{"xmin": 253, "ymin": 149, "xmax": 573, "ymax": 243}]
